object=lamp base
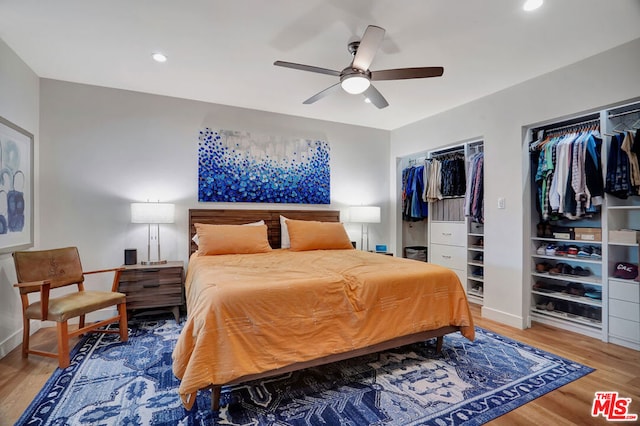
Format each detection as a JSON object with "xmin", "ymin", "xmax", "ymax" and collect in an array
[{"xmin": 141, "ymin": 259, "xmax": 168, "ymax": 265}]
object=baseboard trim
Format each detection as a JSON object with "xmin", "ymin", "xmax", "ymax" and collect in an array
[{"xmin": 481, "ymin": 306, "xmax": 526, "ymax": 329}]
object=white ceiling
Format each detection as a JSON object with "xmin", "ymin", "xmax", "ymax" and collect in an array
[{"xmin": 1, "ymin": 0, "xmax": 639, "ymax": 130}]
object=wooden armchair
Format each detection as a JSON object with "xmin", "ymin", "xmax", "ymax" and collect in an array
[{"xmin": 12, "ymin": 246, "xmax": 128, "ymax": 368}]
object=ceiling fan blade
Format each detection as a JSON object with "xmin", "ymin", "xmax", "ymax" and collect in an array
[
  {"xmin": 371, "ymin": 67, "xmax": 444, "ymax": 81},
  {"xmin": 274, "ymin": 60, "xmax": 341, "ymax": 77},
  {"xmin": 352, "ymin": 25, "xmax": 385, "ymax": 71},
  {"xmin": 363, "ymin": 84, "xmax": 389, "ymax": 109},
  {"xmin": 303, "ymin": 82, "xmax": 342, "ymax": 104}
]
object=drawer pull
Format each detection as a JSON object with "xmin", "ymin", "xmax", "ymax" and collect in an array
[
  {"xmin": 442, "ymin": 232, "xmax": 452, "ymax": 236},
  {"xmin": 441, "ymin": 255, "xmax": 452, "ymax": 259},
  {"xmin": 143, "ymin": 283, "xmax": 161, "ymax": 288}
]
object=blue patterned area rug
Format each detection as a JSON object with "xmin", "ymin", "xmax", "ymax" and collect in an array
[{"xmin": 17, "ymin": 319, "xmax": 593, "ymax": 426}]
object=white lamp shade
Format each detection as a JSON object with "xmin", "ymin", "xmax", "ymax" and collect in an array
[
  {"xmin": 131, "ymin": 203, "xmax": 175, "ymax": 224},
  {"xmin": 349, "ymin": 206, "xmax": 381, "ymax": 223}
]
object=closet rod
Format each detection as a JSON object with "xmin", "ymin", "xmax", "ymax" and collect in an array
[
  {"xmin": 533, "ymin": 116, "xmax": 600, "ymax": 135},
  {"xmin": 431, "ymin": 146, "xmax": 465, "ymax": 157},
  {"xmin": 608, "ymin": 107, "xmax": 640, "ymax": 119}
]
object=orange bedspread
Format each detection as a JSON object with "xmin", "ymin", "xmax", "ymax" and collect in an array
[{"xmin": 172, "ymin": 249, "xmax": 475, "ymax": 409}]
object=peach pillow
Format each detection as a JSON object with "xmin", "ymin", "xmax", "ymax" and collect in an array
[
  {"xmin": 194, "ymin": 223, "xmax": 272, "ymax": 255},
  {"xmin": 192, "ymin": 220, "xmax": 264, "ymax": 246},
  {"xmin": 285, "ymin": 219, "xmax": 354, "ymax": 251}
]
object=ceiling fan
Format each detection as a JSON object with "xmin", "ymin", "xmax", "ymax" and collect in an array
[{"xmin": 274, "ymin": 25, "xmax": 444, "ymax": 109}]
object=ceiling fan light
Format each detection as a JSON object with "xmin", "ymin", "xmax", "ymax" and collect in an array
[
  {"xmin": 523, "ymin": 0, "xmax": 543, "ymax": 11},
  {"xmin": 341, "ymin": 75, "xmax": 370, "ymax": 95},
  {"xmin": 152, "ymin": 52, "xmax": 167, "ymax": 63}
]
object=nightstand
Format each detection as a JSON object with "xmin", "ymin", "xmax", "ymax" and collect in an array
[{"xmin": 117, "ymin": 261, "xmax": 184, "ymax": 322}]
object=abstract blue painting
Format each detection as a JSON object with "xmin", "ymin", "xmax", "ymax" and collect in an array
[{"xmin": 198, "ymin": 128, "xmax": 330, "ymax": 204}]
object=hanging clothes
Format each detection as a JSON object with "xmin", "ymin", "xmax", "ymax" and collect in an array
[
  {"xmin": 402, "ymin": 163, "xmax": 429, "ymax": 221},
  {"xmin": 464, "ymin": 151, "xmax": 484, "ymax": 223},
  {"xmin": 531, "ymin": 129, "xmax": 603, "ymax": 221},
  {"xmin": 605, "ymin": 130, "xmax": 639, "ymax": 199},
  {"xmin": 425, "ymin": 158, "xmax": 442, "ymax": 202},
  {"xmin": 439, "ymin": 155, "xmax": 466, "ymax": 197}
]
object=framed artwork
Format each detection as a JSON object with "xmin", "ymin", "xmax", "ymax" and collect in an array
[
  {"xmin": 0, "ymin": 116, "xmax": 33, "ymax": 253},
  {"xmin": 198, "ymin": 128, "xmax": 330, "ymax": 204}
]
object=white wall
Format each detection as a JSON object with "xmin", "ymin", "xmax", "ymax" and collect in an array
[
  {"xmin": 390, "ymin": 37, "xmax": 640, "ymax": 328},
  {"xmin": 38, "ymin": 79, "xmax": 391, "ymax": 271},
  {"xmin": 0, "ymin": 38, "xmax": 39, "ymax": 357}
]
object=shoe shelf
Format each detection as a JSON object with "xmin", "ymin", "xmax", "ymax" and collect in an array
[
  {"xmin": 531, "ymin": 307, "xmax": 602, "ymax": 328},
  {"xmin": 531, "ymin": 289, "xmax": 602, "ymax": 307},
  {"xmin": 530, "ymin": 226, "xmax": 603, "ymax": 336},
  {"xmin": 531, "ymin": 272, "xmax": 601, "ymax": 285},
  {"xmin": 467, "ymin": 227, "xmax": 484, "ymax": 304},
  {"xmin": 468, "ymin": 287, "xmax": 484, "ymax": 298},
  {"xmin": 532, "ymin": 254, "xmax": 601, "ymax": 265}
]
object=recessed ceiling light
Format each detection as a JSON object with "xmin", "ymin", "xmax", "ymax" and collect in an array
[
  {"xmin": 364, "ymin": 98, "xmax": 372, "ymax": 104},
  {"xmin": 523, "ymin": 0, "xmax": 543, "ymax": 11},
  {"xmin": 152, "ymin": 53, "xmax": 167, "ymax": 63}
]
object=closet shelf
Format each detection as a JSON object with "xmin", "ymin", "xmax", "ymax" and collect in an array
[
  {"xmin": 531, "ymin": 308, "xmax": 601, "ymax": 328},
  {"xmin": 531, "ymin": 272, "xmax": 602, "ymax": 285},
  {"xmin": 532, "ymin": 237, "xmax": 602, "ymax": 245},
  {"xmin": 608, "ymin": 242, "xmax": 639, "ymax": 247},
  {"xmin": 607, "ymin": 205, "xmax": 640, "ymax": 210},
  {"xmin": 468, "ymin": 261, "xmax": 483, "ymax": 267},
  {"xmin": 468, "ymin": 275, "xmax": 484, "ymax": 283},
  {"xmin": 532, "ymin": 254, "xmax": 601, "ymax": 264},
  {"xmin": 468, "ymin": 289, "xmax": 484, "ymax": 299},
  {"xmin": 531, "ymin": 290, "xmax": 602, "ymax": 307}
]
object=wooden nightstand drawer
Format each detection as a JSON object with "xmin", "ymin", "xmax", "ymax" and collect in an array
[{"xmin": 117, "ymin": 261, "xmax": 184, "ymax": 321}]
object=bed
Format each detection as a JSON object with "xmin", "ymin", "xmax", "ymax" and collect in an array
[{"xmin": 172, "ymin": 209, "xmax": 475, "ymax": 411}]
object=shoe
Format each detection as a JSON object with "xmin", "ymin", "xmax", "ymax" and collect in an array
[
  {"xmin": 561, "ymin": 263, "xmax": 575, "ymax": 275},
  {"xmin": 577, "ymin": 246, "xmax": 592, "ymax": 257},
  {"xmin": 566, "ymin": 282, "xmax": 585, "ymax": 296},
  {"xmin": 555, "ymin": 245, "xmax": 568, "ymax": 256},
  {"xmin": 545, "ymin": 244, "xmax": 556, "ymax": 256},
  {"xmin": 590, "ymin": 247, "xmax": 602, "ymax": 259},
  {"xmin": 585, "ymin": 289, "xmax": 602, "ymax": 300},
  {"xmin": 537, "ymin": 245, "xmax": 546, "ymax": 255},
  {"xmin": 474, "ymin": 253, "xmax": 484, "ymax": 262},
  {"xmin": 548, "ymin": 263, "xmax": 562, "ymax": 275},
  {"xmin": 536, "ymin": 262, "xmax": 551, "ymax": 273},
  {"xmin": 567, "ymin": 245, "xmax": 579, "ymax": 257},
  {"xmin": 546, "ymin": 301, "xmax": 555, "ymax": 311},
  {"xmin": 573, "ymin": 266, "xmax": 591, "ymax": 276}
]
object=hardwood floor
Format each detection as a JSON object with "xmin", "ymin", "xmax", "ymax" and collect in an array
[{"xmin": 1, "ymin": 304, "xmax": 638, "ymax": 425}]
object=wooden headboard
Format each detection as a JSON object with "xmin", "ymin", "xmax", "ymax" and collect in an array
[{"xmin": 189, "ymin": 209, "xmax": 341, "ymax": 256}]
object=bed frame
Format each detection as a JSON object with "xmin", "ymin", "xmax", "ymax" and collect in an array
[{"xmin": 188, "ymin": 208, "xmax": 461, "ymax": 410}]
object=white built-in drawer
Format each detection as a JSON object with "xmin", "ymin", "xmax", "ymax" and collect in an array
[
  {"xmin": 609, "ymin": 279, "xmax": 640, "ymax": 303},
  {"xmin": 609, "ymin": 299, "xmax": 640, "ymax": 322},
  {"xmin": 430, "ymin": 244, "xmax": 466, "ymax": 270},
  {"xmin": 430, "ymin": 222, "xmax": 466, "ymax": 246},
  {"xmin": 609, "ymin": 316, "xmax": 640, "ymax": 342}
]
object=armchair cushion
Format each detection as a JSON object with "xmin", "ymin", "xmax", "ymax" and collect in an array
[{"xmin": 25, "ymin": 291, "xmax": 126, "ymax": 322}]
